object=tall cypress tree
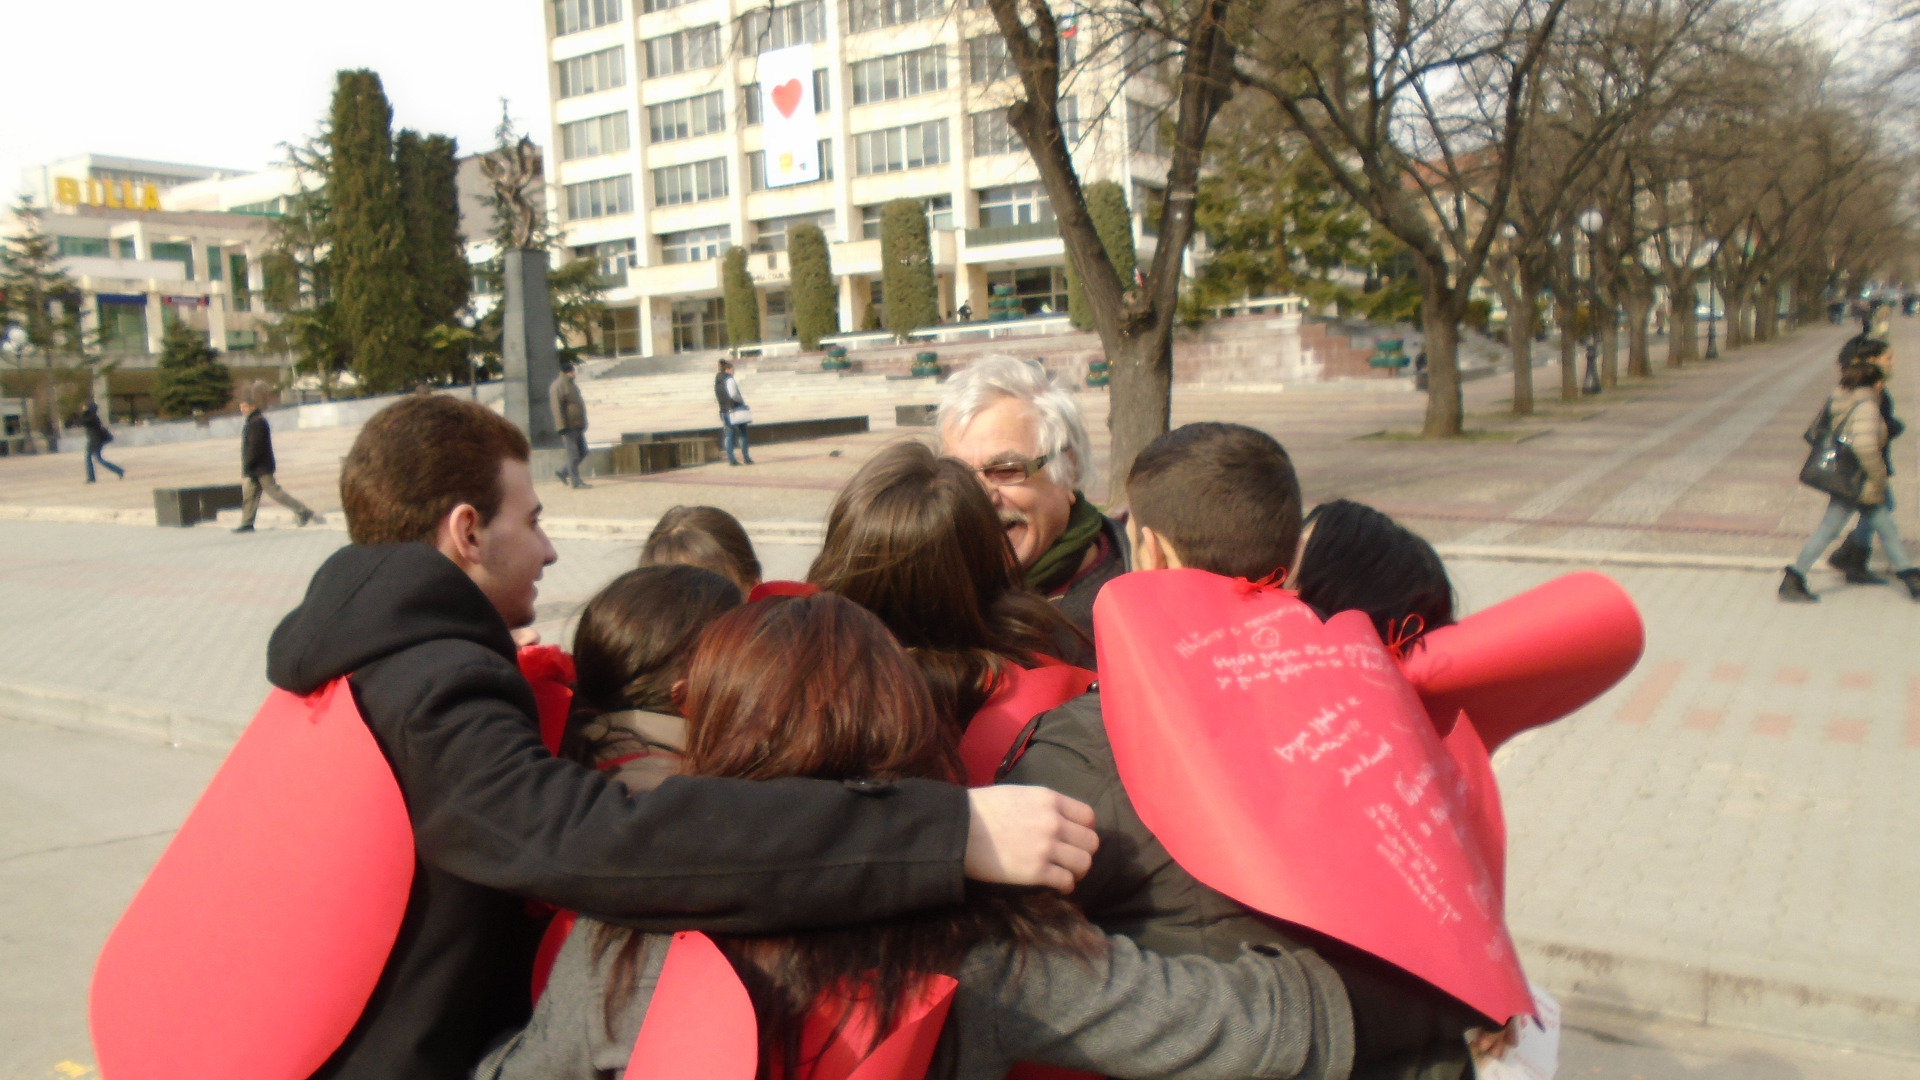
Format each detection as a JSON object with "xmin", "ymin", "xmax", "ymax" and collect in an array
[
  {"xmin": 1066, "ymin": 181, "xmax": 1136, "ymax": 331},
  {"xmin": 788, "ymin": 223, "xmax": 837, "ymax": 350},
  {"xmin": 881, "ymin": 199, "xmax": 937, "ymax": 340},
  {"xmin": 329, "ymin": 70, "xmax": 418, "ymax": 393},
  {"xmin": 722, "ymin": 246, "xmax": 760, "ymax": 349},
  {"xmin": 397, "ymin": 129, "xmax": 471, "ymax": 382}
]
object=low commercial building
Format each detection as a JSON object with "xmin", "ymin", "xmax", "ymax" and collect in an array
[{"xmin": 544, "ymin": 0, "xmax": 1171, "ymax": 356}]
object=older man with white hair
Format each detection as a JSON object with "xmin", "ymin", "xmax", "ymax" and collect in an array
[{"xmin": 938, "ymin": 356, "xmax": 1128, "ymax": 658}]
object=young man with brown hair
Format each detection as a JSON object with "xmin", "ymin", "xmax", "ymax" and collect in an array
[
  {"xmin": 270, "ymin": 394, "xmax": 1098, "ymax": 1080},
  {"xmin": 1004, "ymin": 422, "xmax": 1481, "ymax": 1080}
]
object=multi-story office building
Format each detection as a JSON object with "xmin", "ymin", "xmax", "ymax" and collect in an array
[{"xmin": 544, "ymin": 0, "xmax": 1170, "ymax": 356}]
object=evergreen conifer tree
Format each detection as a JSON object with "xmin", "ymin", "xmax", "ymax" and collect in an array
[
  {"xmin": 788, "ymin": 223, "xmax": 837, "ymax": 350},
  {"xmin": 880, "ymin": 200, "xmax": 937, "ymax": 340},
  {"xmin": 722, "ymin": 246, "xmax": 759, "ymax": 349},
  {"xmin": 153, "ymin": 320, "xmax": 233, "ymax": 417},
  {"xmin": 1066, "ymin": 181, "xmax": 1136, "ymax": 331},
  {"xmin": 1, "ymin": 196, "xmax": 95, "ymax": 435},
  {"xmin": 329, "ymin": 69, "xmax": 418, "ymax": 393},
  {"xmin": 397, "ymin": 130, "xmax": 471, "ymax": 382}
]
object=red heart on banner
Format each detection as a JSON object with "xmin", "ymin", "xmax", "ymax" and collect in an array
[
  {"xmin": 771, "ymin": 78, "xmax": 804, "ymax": 118},
  {"xmin": 1094, "ymin": 570, "xmax": 1532, "ymax": 1023},
  {"xmin": 90, "ymin": 679, "xmax": 414, "ymax": 1080}
]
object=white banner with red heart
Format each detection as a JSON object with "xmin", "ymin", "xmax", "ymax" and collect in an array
[{"xmin": 757, "ymin": 44, "xmax": 821, "ymax": 189}]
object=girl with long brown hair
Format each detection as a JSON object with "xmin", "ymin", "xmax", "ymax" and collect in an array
[
  {"xmin": 808, "ymin": 441, "xmax": 1087, "ymax": 731},
  {"xmin": 478, "ymin": 594, "xmax": 1351, "ymax": 1080}
]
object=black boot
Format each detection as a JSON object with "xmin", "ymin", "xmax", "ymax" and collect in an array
[
  {"xmin": 1778, "ymin": 567, "xmax": 1818, "ymax": 603},
  {"xmin": 1827, "ymin": 538, "xmax": 1868, "ymax": 574},
  {"xmin": 1898, "ymin": 569, "xmax": 1920, "ymax": 601}
]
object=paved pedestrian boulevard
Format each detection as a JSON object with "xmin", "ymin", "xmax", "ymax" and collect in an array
[{"xmin": 1, "ymin": 323, "xmax": 1916, "ymax": 1075}]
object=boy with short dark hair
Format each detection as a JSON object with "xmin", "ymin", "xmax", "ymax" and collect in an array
[
  {"xmin": 266, "ymin": 394, "xmax": 1097, "ymax": 1079},
  {"xmin": 1004, "ymin": 421, "xmax": 1479, "ymax": 1080}
]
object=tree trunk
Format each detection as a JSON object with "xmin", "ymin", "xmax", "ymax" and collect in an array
[
  {"xmin": 1725, "ymin": 290, "xmax": 1748, "ymax": 350},
  {"xmin": 1668, "ymin": 278, "xmax": 1698, "ymax": 366},
  {"xmin": 1556, "ymin": 296, "xmax": 1579, "ymax": 401},
  {"xmin": 1599, "ymin": 294, "xmax": 1620, "ymax": 390},
  {"xmin": 1416, "ymin": 266, "xmax": 1463, "ymax": 437},
  {"xmin": 1626, "ymin": 284, "xmax": 1652, "ymax": 378},
  {"xmin": 1105, "ymin": 326, "xmax": 1175, "ymax": 504},
  {"xmin": 1755, "ymin": 286, "xmax": 1779, "ymax": 341},
  {"xmin": 1508, "ymin": 285, "xmax": 1536, "ymax": 416}
]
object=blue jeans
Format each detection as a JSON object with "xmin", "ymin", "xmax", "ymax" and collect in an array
[
  {"xmin": 85, "ymin": 445, "xmax": 122, "ymax": 482},
  {"xmin": 1794, "ymin": 495, "xmax": 1913, "ymax": 575},
  {"xmin": 1846, "ymin": 490, "xmax": 1893, "ymax": 550},
  {"xmin": 722, "ymin": 421, "xmax": 751, "ymax": 464}
]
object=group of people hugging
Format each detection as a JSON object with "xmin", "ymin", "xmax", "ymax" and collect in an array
[{"xmin": 108, "ymin": 357, "xmax": 1519, "ymax": 1080}]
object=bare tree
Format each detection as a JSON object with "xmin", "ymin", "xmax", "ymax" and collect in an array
[
  {"xmin": 981, "ymin": 0, "xmax": 1236, "ymax": 487},
  {"xmin": 1229, "ymin": 0, "xmax": 1570, "ymax": 436}
]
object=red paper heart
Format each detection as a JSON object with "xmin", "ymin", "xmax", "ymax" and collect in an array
[
  {"xmin": 626, "ymin": 932, "xmax": 759, "ymax": 1080},
  {"xmin": 770, "ymin": 78, "xmax": 804, "ymax": 118},
  {"xmin": 1094, "ymin": 570, "xmax": 1532, "ymax": 1022},
  {"xmin": 90, "ymin": 679, "xmax": 414, "ymax": 1080},
  {"xmin": 959, "ymin": 659, "xmax": 1096, "ymax": 786},
  {"xmin": 1402, "ymin": 571, "xmax": 1643, "ymax": 750}
]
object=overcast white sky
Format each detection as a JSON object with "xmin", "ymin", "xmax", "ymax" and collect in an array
[{"xmin": 3, "ymin": 0, "xmax": 551, "ymax": 199}]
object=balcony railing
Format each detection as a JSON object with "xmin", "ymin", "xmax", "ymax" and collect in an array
[{"xmin": 965, "ymin": 220, "xmax": 1060, "ymax": 247}]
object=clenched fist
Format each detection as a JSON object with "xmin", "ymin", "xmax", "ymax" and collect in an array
[{"xmin": 964, "ymin": 785, "xmax": 1099, "ymax": 893}]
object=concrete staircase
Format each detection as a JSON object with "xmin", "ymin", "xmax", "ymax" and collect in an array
[{"xmin": 578, "ymin": 364, "xmax": 954, "ymax": 439}]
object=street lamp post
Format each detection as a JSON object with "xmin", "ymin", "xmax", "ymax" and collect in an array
[
  {"xmin": 1579, "ymin": 208, "xmax": 1604, "ymax": 395},
  {"xmin": 1702, "ymin": 238, "xmax": 1721, "ymax": 360}
]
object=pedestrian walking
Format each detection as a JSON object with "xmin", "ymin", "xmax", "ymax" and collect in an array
[
  {"xmin": 1781, "ymin": 359, "xmax": 1920, "ymax": 602},
  {"xmin": 233, "ymin": 388, "xmax": 314, "ymax": 533},
  {"xmin": 715, "ymin": 359, "xmax": 753, "ymax": 466},
  {"xmin": 1826, "ymin": 339, "xmax": 1906, "ymax": 583},
  {"xmin": 78, "ymin": 401, "xmax": 123, "ymax": 483},
  {"xmin": 549, "ymin": 359, "xmax": 590, "ymax": 489}
]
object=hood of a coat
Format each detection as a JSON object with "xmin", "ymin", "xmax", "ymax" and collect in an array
[{"xmin": 267, "ymin": 542, "xmax": 516, "ymax": 695}]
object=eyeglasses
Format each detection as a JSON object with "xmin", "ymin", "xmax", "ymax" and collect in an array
[{"xmin": 974, "ymin": 454, "xmax": 1050, "ymax": 486}]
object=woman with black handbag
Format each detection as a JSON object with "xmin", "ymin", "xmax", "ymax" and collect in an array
[{"xmin": 1781, "ymin": 360, "xmax": 1919, "ymax": 602}]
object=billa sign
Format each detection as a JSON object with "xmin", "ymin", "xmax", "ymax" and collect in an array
[{"xmin": 54, "ymin": 177, "xmax": 162, "ymax": 212}]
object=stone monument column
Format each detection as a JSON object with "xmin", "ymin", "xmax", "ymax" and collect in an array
[{"xmin": 501, "ymin": 248, "xmax": 561, "ymax": 454}]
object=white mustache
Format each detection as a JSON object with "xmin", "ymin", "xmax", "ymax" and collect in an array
[{"xmin": 999, "ymin": 512, "xmax": 1028, "ymax": 528}]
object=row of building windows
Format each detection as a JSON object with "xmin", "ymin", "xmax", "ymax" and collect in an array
[
  {"xmin": 969, "ymin": 98, "xmax": 1078, "ymax": 154},
  {"xmin": 741, "ymin": 0, "xmax": 827, "ymax": 51},
  {"xmin": 850, "ymin": 45, "xmax": 945, "ymax": 105},
  {"xmin": 553, "ymin": 0, "xmax": 622, "ymax": 36},
  {"xmin": 561, "ymin": 111, "xmax": 633, "ymax": 160},
  {"xmin": 645, "ymin": 25, "xmax": 724, "ymax": 76},
  {"xmin": 558, "ymin": 45, "xmax": 627, "ymax": 98},
  {"xmin": 566, "ymin": 175, "xmax": 637, "ymax": 219},
  {"xmin": 554, "ymin": 0, "xmax": 949, "ymax": 39},
  {"xmin": 852, "ymin": 118, "xmax": 949, "ymax": 175},
  {"xmin": 649, "ymin": 91, "xmax": 727, "ymax": 142},
  {"xmin": 653, "ymin": 157, "xmax": 731, "ymax": 205},
  {"xmin": 560, "ymin": 26, "xmax": 1076, "ymax": 100}
]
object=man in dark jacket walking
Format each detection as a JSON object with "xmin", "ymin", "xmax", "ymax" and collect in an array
[
  {"xmin": 234, "ymin": 389, "xmax": 314, "ymax": 532},
  {"xmin": 548, "ymin": 360, "xmax": 589, "ymax": 489},
  {"xmin": 716, "ymin": 358, "xmax": 753, "ymax": 465},
  {"xmin": 267, "ymin": 395, "xmax": 1096, "ymax": 1080},
  {"xmin": 79, "ymin": 401, "xmax": 123, "ymax": 482}
]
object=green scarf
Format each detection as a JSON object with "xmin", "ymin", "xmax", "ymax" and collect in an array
[{"xmin": 1026, "ymin": 493, "xmax": 1106, "ymax": 593}]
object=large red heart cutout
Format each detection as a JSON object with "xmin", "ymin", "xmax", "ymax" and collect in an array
[
  {"xmin": 90, "ymin": 678, "xmax": 414, "ymax": 1080},
  {"xmin": 770, "ymin": 78, "xmax": 804, "ymax": 118},
  {"xmin": 626, "ymin": 932, "xmax": 958, "ymax": 1080},
  {"xmin": 959, "ymin": 659, "xmax": 1096, "ymax": 786},
  {"xmin": 1094, "ymin": 570, "xmax": 1532, "ymax": 1022}
]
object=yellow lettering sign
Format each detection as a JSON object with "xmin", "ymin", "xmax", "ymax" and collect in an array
[{"xmin": 52, "ymin": 178, "xmax": 161, "ymax": 212}]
